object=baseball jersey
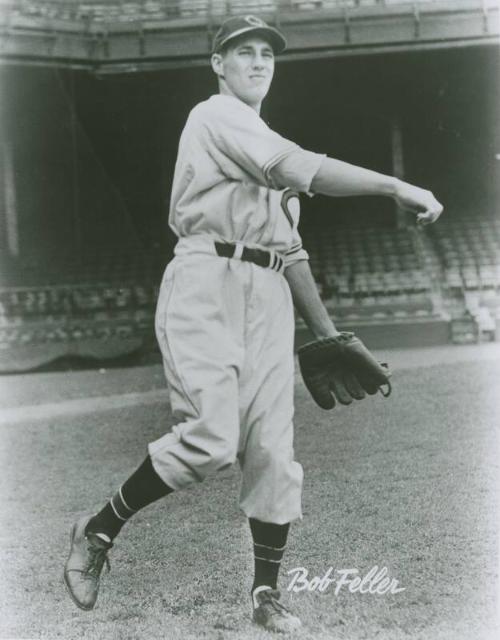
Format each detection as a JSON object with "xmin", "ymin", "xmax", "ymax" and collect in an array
[{"xmin": 169, "ymin": 94, "xmax": 325, "ymax": 266}]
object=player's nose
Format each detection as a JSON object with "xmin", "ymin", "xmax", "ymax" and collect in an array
[{"xmin": 251, "ymin": 53, "xmax": 266, "ymax": 69}]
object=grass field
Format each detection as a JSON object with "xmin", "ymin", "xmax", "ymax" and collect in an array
[{"xmin": 1, "ymin": 344, "xmax": 499, "ymax": 640}]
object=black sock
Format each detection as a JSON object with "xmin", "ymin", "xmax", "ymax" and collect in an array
[
  {"xmin": 85, "ymin": 455, "xmax": 173, "ymax": 541},
  {"xmin": 249, "ymin": 518, "xmax": 290, "ymax": 594}
]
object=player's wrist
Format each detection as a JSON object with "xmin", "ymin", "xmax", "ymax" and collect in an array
[{"xmin": 311, "ymin": 326, "xmax": 341, "ymax": 340}]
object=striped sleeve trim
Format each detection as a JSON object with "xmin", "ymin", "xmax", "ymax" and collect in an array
[
  {"xmin": 283, "ymin": 247, "xmax": 310, "ymax": 268},
  {"xmin": 285, "ymin": 242, "xmax": 303, "ymax": 256}
]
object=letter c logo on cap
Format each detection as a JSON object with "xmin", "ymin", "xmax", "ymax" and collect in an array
[{"xmin": 245, "ymin": 15, "xmax": 265, "ymax": 26}]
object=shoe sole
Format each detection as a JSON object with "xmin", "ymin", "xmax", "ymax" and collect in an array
[
  {"xmin": 253, "ymin": 613, "xmax": 302, "ymax": 634},
  {"xmin": 252, "ymin": 620, "xmax": 301, "ymax": 634},
  {"xmin": 63, "ymin": 520, "xmax": 96, "ymax": 612}
]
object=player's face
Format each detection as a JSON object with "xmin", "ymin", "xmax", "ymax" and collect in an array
[{"xmin": 212, "ymin": 36, "xmax": 275, "ymax": 111}]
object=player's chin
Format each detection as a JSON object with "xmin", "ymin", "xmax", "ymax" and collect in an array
[{"xmin": 245, "ymin": 84, "xmax": 270, "ymax": 103}]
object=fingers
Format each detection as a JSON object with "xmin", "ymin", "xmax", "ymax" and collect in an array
[
  {"xmin": 396, "ymin": 182, "xmax": 444, "ymax": 225},
  {"xmin": 308, "ymin": 377, "xmax": 336, "ymax": 410},
  {"xmin": 416, "ymin": 201, "xmax": 444, "ymax": 226},
  {"xmin": 414, "ymin": 190, "xmax": 443, "ymax": 225},
  {"xmin": 329, "ymin": 370, "xmax": 353, "ymax": 405},
  {"xmin": 343, "ymin": 370, "xmax": 366, "ymax": 400}
]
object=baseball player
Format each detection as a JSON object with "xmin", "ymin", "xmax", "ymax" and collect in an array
[{"xmin": 64, "ymin": 15, "xmax": 443, "ymax": 633}]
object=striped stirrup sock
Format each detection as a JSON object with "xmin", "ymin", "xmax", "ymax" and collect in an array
[
  {"xmin": 85, "ymin": 486, "xmax": 137, "ymax": 542},
  {"xmin": 85, "ymin": 455, "xmax": 172, "ymax": 541},
  {"xmin": 249, "ymin": 519, "xmax": 290, "ymax": 593}
]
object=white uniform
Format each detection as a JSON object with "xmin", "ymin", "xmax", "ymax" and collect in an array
[{"xmin": 149, "ymin": 94, "xmax": 324, "ymax": 524}]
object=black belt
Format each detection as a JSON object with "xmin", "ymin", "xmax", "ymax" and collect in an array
[{"xmin": 214, "ymin": 242, "xmax": 284, "ymax": 273}]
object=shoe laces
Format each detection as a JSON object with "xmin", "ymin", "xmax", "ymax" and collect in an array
[
  {"xmin": 258, "ymin": 590, "xmax": 291, "ymax": 617},
  {"xmin": 84, "ymin": 538, "xmax": 111, "ymax": 578}
]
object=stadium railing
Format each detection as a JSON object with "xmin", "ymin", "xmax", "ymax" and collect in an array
[{"xmin": 1, "ymin": 0, "xmax": 494, "ymax": 25}]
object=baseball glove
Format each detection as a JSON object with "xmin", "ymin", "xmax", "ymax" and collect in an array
[{"xmin": 298, "ymin": 332, "xmax": 391, "ymax": 410}]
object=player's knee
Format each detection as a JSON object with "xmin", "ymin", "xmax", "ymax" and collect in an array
[{"xmin": 253, "ymin": 445, "xmax": 292, "ymax": 474}]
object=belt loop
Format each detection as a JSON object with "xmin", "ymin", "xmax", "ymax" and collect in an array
[
  {"xmin": 277, "ymin": 255, "xmax": 285, "ymax": 274},
  {"xmin": 233, "ymin": 242, "xmax": 244, "ymax": 260},
  {"xmin": 268, "ymin": 249, "xmax": 276, "ymax": 271}
]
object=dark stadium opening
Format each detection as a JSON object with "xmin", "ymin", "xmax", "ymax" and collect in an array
[{"xmin": 1, "ymin": 44, "xmax": 497, "ymax": 274}]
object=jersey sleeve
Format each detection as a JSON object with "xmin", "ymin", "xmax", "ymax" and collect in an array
[
  {"xmin": 198, "ymin": 96, "xmax": 301, "ymax": 188},
  {"xmin": 270, "ymin": 149, "xmax": 326, "ymax": 195},
  {"xmin": 284, "ymin": 243, "xmax": 309, "ymax": 268}
]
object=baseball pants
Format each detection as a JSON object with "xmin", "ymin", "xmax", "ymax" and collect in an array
[{"xmin": 149, "ymin": 239, "xmax": 303, "ymax": 524}]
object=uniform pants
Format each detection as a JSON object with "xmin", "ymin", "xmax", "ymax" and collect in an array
[{"xmin": 149, "ymin": 247, "xmax": 303, "ymax": 524}]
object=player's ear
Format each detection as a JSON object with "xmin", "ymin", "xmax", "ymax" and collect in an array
[{"xmin": 211, "ymin": 52, "xmax": 224, "ymax": 78}]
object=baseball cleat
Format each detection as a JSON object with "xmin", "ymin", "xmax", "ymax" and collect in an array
[
  {"xmin": 252, "ymin": 588, "xmax": 302, "ymax": 634},
  {"xmin": 63, "ymin": 514, "xmax": 112, "ymax": 611}
]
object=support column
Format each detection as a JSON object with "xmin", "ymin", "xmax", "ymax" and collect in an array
[
  {"xmin": 391, "ymin": 118, "xmax": 406, "ymax": 229},
  {"xmin": 3, "ymin": 141, "xmax": 19, "ymax": 257},
  {"xmin": 68, "ymin": 69, "xmax": 82, "ymax": 264}
]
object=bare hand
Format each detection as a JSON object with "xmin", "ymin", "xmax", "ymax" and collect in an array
[{"xmin": 393, "ymin": 179, "xmax": 443, "ymax": 226}]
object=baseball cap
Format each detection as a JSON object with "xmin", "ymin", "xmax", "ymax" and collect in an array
[{"xmin": 212, "ymin": 15, "xmax": 287, "ymax": 55}]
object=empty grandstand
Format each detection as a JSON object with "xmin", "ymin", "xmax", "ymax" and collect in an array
[{"xmin": 0, "ymin": 0, "xmax": 498, "ymax": 369}]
